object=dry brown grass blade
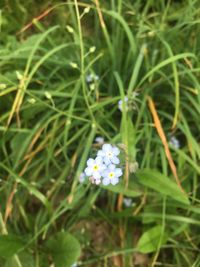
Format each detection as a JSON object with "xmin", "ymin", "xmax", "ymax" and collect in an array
[
  {"xmin": 4, "ymin": 182, "xmax": 17, "ymax": 223},
  {"xmin": 94, "ymin": 0, "xmax": 106, "ymax": 29},
  {"xmin": 17, "ymin": 7, "xmax": 52, "ymax": 35},
  {"xmin": 148, "ymin": 96, "xmax": 185, "ymax": 193}
]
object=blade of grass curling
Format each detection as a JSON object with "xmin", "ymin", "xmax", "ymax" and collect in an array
[
  {"xmin": 137, "ymin": 53, "xmax": 196, "ymax": 88},
  {"xmin": 68, "ymin": 123, "xmax": 96, "ymax": 203},
  {"xmin": 148, "ymin": 96, "xmax": 185, "ymax": 194}
]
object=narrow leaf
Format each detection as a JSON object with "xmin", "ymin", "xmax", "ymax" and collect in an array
[{"xmin": 136, "ymin": 169, "xmax": 189, "ymax": 205}]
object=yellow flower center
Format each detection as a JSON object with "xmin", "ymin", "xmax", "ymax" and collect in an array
[
  {"xmin": 93, "ymin": 165, "xmax": 99, "ymax": 171},
  {"xmin": 108, "ymin": 172, "xmax": 114, "ymax": 178}
]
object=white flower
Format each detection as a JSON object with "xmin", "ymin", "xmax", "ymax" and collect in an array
[
  {"xmin": 97, "ymin": 144, "xmax": 120, "ymax": 165},
  {"xmin": 123, "ymin": 198, "xmax": 132, "ymax": 207},
  {"xmin": 84, "ymin": 157, "xmax": 106, "ymax": 180},
  {"xmin": 102, "ymin": 164, "xmax": 122, "ymax": 185},
  {"xmin": 169, "ymin": 136, "xmax": 180, "ymax": 149},
  {"xmin": 86, "ymin": 73, "xmax": 99, "ymax": 83},
  {"xmin": 71, "ymin": 263, "xmax": 77, "ymax": 267},
  {"xmin": 95, "ymin": 136, "xmax": 104, "ymax": 144},
  {"xmin": 79, "ymin": 172, "xmax": 86, "ymax": 183},
  {"xmin": 118, "ymin": 96, "xmax": 128, "ymax": 112}
]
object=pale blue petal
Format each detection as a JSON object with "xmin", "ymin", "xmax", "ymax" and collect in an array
[
  {"xmin": 112, "ymin": 147, "xmax": 120, "ymax": 156},
  {"xmin": 102, "ymin": 144, "xmax": 112, "ymax": 152},
  {"xmin": 95, "ymin": 156, "xmax": 103, "ymax": 164},
  {"xmin": 97, "ymin": 150, "xmax": 104, "ymax": 157},
  {"xmin": 85, "ymin": 167, "xmax": 92, "ymax": 176},
  {"xmin": 112, "ymin": 156, "xmax": 120, "ymax": 164},
  {"xmin": 93, "ymin": 172, "xmax": 101, "ymax": 179},
  {"xmin": 101, "ymin": 170, "xmax": 108, "ymax": 178},
  {"xmin": 87, "ymin": 158, "xmax": 94, "ymax": 166},
  {"xmin": 103, "ymin": 157, "xmax": 111, "ymax": 165},
  {"xmin": 108, "ymin": 164, "xmax": 115, "ymax": 171},
  {"xmin": 111, "ymin": 177, "xmax": 119, "ymax": 185},
  {"xmin": 115, "ymin": 168, "xmax": 123, "ymax": 177},
  {"xmin": 79, "ymin": 173, "xmax": 85, "ymax": 183},
  {"xmin": 100, "ymin": 164, "xmax": 106, "ymax": 172},
  {"xmin": 102, "ymin": 178, "xmax": 110, "ymax": 185}
]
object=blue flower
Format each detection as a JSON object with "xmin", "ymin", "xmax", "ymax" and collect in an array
[
  {"xmin": 95, "ymin": 136, "xmax": 104, "ymax": 144},
  {"xmin": 169, "ymin": 136, "xmax": 180, "ymax": 149},
  {"xmin": 79, "ymin": 172, "xmax": 86, "ymax": 183},
  {"xmin": 118, "ymin": 96, "xmax": 128, "ymax": 112},
  {"xmin": 97, "ymin": 144, "xmax": 120, "ymax": 165},
  {"xmin": 84, "ymin": 157, "xmax": 106, "ymax": 180},
  {"xmin": 86, "ymin": 73, "xmax": 99, "ymax": 83},
  {"xmin": 123, "ymin": 198, "xmax": 133, "ymax": 207},
  {"xmin": 102, "ymin": 164, "xmax": 122, "ymax": 185}
]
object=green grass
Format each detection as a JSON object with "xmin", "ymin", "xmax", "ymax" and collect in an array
[{"xmin": 0, "ymin": 0, "xmax": 200, "ymax": 266}]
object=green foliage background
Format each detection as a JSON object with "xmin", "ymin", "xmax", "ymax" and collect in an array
[{"xmin": 0, "ymin": 0, "xmax": 200, "ymax": 266}]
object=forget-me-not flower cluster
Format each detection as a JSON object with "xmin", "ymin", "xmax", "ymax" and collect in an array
[{"xmin": 82, "ymin": 144, "xmax": 123, "ymax": 186}]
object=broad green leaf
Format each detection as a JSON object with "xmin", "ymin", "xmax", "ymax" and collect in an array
[
  {"xmin": 0, "ymin": 235, "xmax": 24, "ymax": 259},
  {"xmin": 18, "ymin": 251, "xmax": 35, "ymax": 267},
  {"xmin": 46, "ymin": 232, "xmax": 81, "ymax": 267},
  {"xmin": 102, "ymin": 180, "xmax": 141, "ymax": 197},
  {"xmin": 136, "ymin": 169, "xmax": 190, "ymax": 205},
  {"xmin": 4, "ymin": 257, "xmax": 22, "ymax": 267},
  {"xmin": 137, "ymin": 225, "xmax": 168, "ymax": 253}
]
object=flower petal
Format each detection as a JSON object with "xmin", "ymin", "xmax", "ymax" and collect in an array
[
  {"xmin": 112, "ymin": 156, "xmax": 120, "ymax": 164},
  {"xmin": 93, "ymin": 172, "xmax": 101, "ymax": 179},
  {"xmin": 111, "ymin": 177, "xmax": 119, "ymax": 185},
  {"xmin": 103, "ymin": 157, "xmax": 111, "ymax": 165},
  {"xmin": 87, "ymin": 158, "xmax": 94, "ymax": 166},
  {"xmin": 100, "ymin": 164, "xmax": 106, "ymax": 172},
  {"xmin": 94, "ymin": 178, "xmax": 101, "ymax": 185},
  {"xmin": 101, "ymin": 170, "xmax": 108, "ymax": 178},
  {"xmin": 79, "ymin": 172, "xmax": 85, "ymax": 183},
  {"xmin": 85, "ymin": 167, "xmax": 93, "ymax": 176},
  {"xmin": 108, "ymin": 164, "xmax": 115, "ymax": 171},
  {"xmin": 97, "ymin": 150, "xmax": 104, "ymax": 157},
  {"xmin": 102, "ymin": 178, "xmax": 110, "ymax": 186},
  {"xmin": 115, "ymin": 168, "xmax": 123, "ymax": 177},
  {"xmin": 95, "ymin": 156, "xmax": 103, "ymax": 164},
  {"xmin": 102, "ymin": 144, "xmax": 112, "ymax": 152},
  {"xmin": 113, "ymin": 147, "xmax": 120, "ymax": 156},
  {"xmin": 85, "ymin": 167, "xmax": 92, "ymax": 176}
]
